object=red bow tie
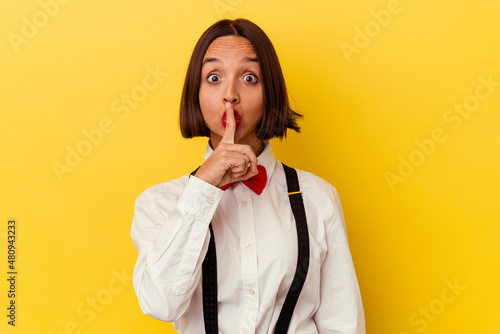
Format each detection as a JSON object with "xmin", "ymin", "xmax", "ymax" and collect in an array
[{"xmin": 220, "ymin": 165, "xmax": 267, "ymax": 195}]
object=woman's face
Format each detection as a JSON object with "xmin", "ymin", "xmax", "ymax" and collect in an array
[{"xmin": 199, "ymin": 36, "xmax": 264, "ymax": 148}]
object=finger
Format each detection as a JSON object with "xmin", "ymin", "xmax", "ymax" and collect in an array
[
  {"xmin": 231, "ymin": 165, "xmax": 244, "ymax": 173},
  {"xmin": 246, "ymin": 150, "xmax": 258, "ymax": 174},
  {"xmin": 229, "ymin": 155, "xmax": 251, "ymax": 173},
  {"xmin": 231, "ymin": 156, "xmax": 258, "ymax": 176},
  {"xmin": 221, "ymin": 143, "xmax": 258, "ymax": 174},
  {"xmin": 216, "ymin": 142, "xmax": 258, "ymax": 177},
  {"xmin": 220, "ymin": 102, "xmax": 236, "ymax": 144},
  {"xmin": 236, "ymin": 151, "xmax": 258, "ymax": 175},
  {"xmin": 232, "ymin": 166, "xmax": 259, "ymax": 181},
  {"xmin": 232, "ymin": 159, "xmax": 259, "ymax": 180}
]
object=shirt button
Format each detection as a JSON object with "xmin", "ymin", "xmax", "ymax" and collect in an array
[
  {"xmin": 248, "ymin": 289, "xmax": 255, "ymax": 296},
  {"xmin": 245, "ymin": 244, "xmax": 252, "ymax": 250},
  {"xmin": 241, "ymin": 201, "xmax": 248, "ymax": 207},
  {"xmin": 208, "ymin": 199, "xmax": 215, "ymax": 205}
]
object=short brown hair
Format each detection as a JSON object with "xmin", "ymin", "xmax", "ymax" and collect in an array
[{"xmin": 179, "ymin": 18, "xmax": 302, "ymax": 140}]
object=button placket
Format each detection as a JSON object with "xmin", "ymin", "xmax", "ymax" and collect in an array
[{"xmin": 234, "ymin": 188, "xmax": 259, "ymax": 332}]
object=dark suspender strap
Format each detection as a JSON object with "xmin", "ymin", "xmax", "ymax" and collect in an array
[
  {"xmin": 191, "ymin": 164, "xmax": 309, "ymax": 334},
  {"xmin": 274, "ymin": 163, "xmax": 310, "ymax": 334},
  {"xmin": 202, "ymin": 224, "xmax": 218, "ymax": 334},
  {"xmin": 190, "ymin": 168, "xmax": 218, "ymax": 334}
]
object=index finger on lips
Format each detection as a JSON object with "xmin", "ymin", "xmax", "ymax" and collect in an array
[{"xmin": 221, "ymin": 102, "xmax": 236, "ymax": 144}]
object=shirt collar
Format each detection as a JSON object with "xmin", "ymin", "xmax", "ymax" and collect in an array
[{"xmin": 203, "ymin": 140, "xmax": 277, "ymax": 193}]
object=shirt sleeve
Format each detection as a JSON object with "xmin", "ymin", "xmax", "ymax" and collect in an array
[
  {"xmin": 313, "ymin": 187, "xmax": 366, "ymax": 334},
  {"xmin": 131, "ymin": 175, "xmax": 223, "ymax": 322}
]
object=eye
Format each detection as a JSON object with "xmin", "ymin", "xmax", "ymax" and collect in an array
[
  {"xmin": 243, "ymin": 74, "xmax": 258, "ymax": 83},
  {"xmin": 207, "ymin": 74, "xmax": 220, "ymax": 83}
]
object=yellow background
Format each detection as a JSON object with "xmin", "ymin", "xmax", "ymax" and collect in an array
[{"xmin": 1, "ymin": 0, "xmax": 499, "ymax": 333}]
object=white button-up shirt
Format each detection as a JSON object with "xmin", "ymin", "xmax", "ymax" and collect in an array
[{"xmin": 131, "ymin": 141, "xmax": 365, "ymax": 333}]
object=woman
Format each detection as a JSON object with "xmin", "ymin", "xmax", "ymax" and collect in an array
[{"xmin": 131, "ymin": 18, "xmax": 365, "ymax": 333}]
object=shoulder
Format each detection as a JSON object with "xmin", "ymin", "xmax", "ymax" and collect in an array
[
  {"xmin": 277, "ymin": 162, "xmax": 339, "ymax": 198},
  {"xmin": 298, "ymin": 169, "xmax": 339, "ymax": 197},
  {"xmin": 276, "ymin": 162, "xmax": 343, "ymax": 221}
]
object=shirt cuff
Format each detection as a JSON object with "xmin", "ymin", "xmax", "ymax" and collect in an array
[{"xmin": 178, "ymin": 175, "xmax": 223, "ymax": 222}]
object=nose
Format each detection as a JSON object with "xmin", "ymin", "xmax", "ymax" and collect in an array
[{"xmin": 223, "ymin": 78, "xmax": 239, "ymax": 105}]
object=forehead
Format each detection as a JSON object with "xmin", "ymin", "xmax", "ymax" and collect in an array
[{"xmin": 203, "ymin": 36, "xmax": 256, "ymax": 60}]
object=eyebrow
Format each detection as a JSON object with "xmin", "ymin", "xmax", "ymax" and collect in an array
[{"xmin": 202, "ymin": 56, "xmax": 259, "ymax": 66}]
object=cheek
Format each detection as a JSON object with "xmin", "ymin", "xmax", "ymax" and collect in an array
[
  {"xmin": 198, "ymin": 87, "xmax": 208, "ymax": 108},
  {"xmin": 199, "ymin": 91, "xmax": 219, "ymax": 127},
  {"xmin": 199, "ymin": 88, "xmax": 214, "ymax": 113},
  {"xmin": 248, "ymin": 92, "xmax": 265, "ymax": 120}
]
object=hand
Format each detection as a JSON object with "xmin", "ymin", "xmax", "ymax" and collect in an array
[{"xmin": 194, "ymin": 102, "xmax": 259, "ymax": 187}]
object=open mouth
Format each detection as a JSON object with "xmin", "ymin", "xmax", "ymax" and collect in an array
[{"xmin": 222, "ymin": 109, "xmax": 241, "ymax": 128}]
